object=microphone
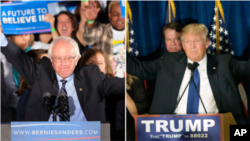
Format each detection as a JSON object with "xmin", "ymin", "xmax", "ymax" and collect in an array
[
  {"xmin": 172, "ymin": 62, "xmax": 207, "ymax": 114},
  {"xmin": 57, "ymin": 92, "xmax": 66, "ymax": 111},
  {"xmin": 42, "ymin": 92, "xmax": 52, "ymax": 112},
  {"xmin": 188, "ymin": 62, "xmax": 199, "ymax": 77}
]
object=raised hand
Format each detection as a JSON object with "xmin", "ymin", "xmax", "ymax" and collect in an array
[{"xmin": 44, "ymin": 13, "xmax": 55, "ymax": 27}]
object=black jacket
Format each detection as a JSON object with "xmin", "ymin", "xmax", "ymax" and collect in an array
[
  {"xmin": 1, "ymin": 39, "xmax": 125, "ymax": 122},
  {"xmin": 127, "ymin": 52, "xmax": 249, "ymax": 124}
]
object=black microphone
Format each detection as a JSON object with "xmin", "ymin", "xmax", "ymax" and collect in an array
[
  {"xmin": 188, "ymin": 62, "xmax": 199, "ymax": 77},
  {"xmin": 172, "ymin": 62, "xmax": 207, "ymax": 114},
  {"xmin": 57, "ymin": 92, "xmax": 66, "ymax": 111},
  {"xmin": 42, "ymin": 92, "xmax": 52, "ymax": 112}
]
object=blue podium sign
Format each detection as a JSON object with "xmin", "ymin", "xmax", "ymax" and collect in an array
[
  {"xmin": 1, "ymin": 1, "xmax": 51, "ymax": 34},
  {"xmin": 11, "ymin": 122, "xmax": 100, "ymax": 141},
  {"xmin": 135, "ymin": 114, "xmax": 222, "ymax": 141}
]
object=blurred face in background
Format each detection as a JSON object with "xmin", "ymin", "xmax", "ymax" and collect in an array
[
  {"xmin": 86, "ymin": 52, "xmax": 106, "ymax": 74},
  {"xmin": 13, "ymin": 34, "xmax": 31, "ymax": 51},
  {"xmin": 57, "ymin": 14, "xmax": 74, "ymax": 37},
  {"xmin": 109, "ymin": 4, "xmax": 125, "ymax": 30},
  {"xmin": 164, "ymin": 29, "xmax": 183, "ymax": 52}
]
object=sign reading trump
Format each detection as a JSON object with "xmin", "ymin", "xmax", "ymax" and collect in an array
[
  {"xmin": 1, "ymin": 1, "xmax": 51, "ymax": 34},
  {"xmin": 135, "ymin": 114, "xmax": 222, "ymax": 141}
]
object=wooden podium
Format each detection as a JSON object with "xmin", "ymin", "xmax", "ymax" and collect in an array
[{"xmin": 135, "ymin": 113, "xmax": 237, "ymax": 141}]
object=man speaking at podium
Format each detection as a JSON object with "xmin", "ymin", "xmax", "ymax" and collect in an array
[
  {"xmin": 1, "ymin": 33, "xmax": 124, "ymax": 122},
  {"xmin": 127, "ymin": 23, "xmax": 249, "ymax": 124}
]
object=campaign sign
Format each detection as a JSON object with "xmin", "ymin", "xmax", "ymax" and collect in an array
[
  {"xmin": 1, "ymin": 1, "xmax": 51, "ymax": 34},
  {"xmin": 135, "ymin": 114, "xmax": 222, "ymax": 141},
  {"xmin": 119, "ymin": 0, "xmax": 125, "ymax": 18},
  {"xmin": 47, "ymin": 0, "xmax": 66, "ymax": 4},
  {"xmin": 11, "ymin": 122, "xmax": 100, "ymax": 141}
]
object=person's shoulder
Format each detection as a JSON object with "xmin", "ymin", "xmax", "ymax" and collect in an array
[{"xmin": 161, "ymin": 51, "xmax": 186, "ymax": 59}]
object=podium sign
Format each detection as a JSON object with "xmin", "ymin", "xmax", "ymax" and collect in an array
[
  {"xmin": 11, "ymin": 122, "xmax": 100, "ymax": 141},
  {"xmin": 135, "ymin": 113, "xmax": 236, "ymax": 141}
]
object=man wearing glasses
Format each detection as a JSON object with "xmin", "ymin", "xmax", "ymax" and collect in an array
[{"xmin": 1, "ymin": 34, "xmax": 125, "ymax": 122}]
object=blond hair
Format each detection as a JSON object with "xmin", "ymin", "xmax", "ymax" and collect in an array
[
  {"xmin": 181, "ymin": 23, "xmax": 209, "ymax": 41},
  {"xmin": 108, "ymin": 1, "xmax": 120, "ymax": 13}
]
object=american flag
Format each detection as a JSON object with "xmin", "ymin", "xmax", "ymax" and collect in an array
[
  {"xmin": 128, "ymin": 19, "xmax": 139, "ymax": 57},
  {"xmin": 207, "ymin": 2, "xmax": 234, "ymax": 55},
  {"xmin": 208, "ymin": 1, "xmax": 247, "ymax": 113}
]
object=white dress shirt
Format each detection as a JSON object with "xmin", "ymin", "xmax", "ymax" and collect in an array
[{"xmin": 174, "ymin": 54, "xmax": 219, "ymax": 114}]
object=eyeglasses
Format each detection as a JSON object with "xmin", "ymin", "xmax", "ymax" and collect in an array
[{"xmin": 52, "ymin": 56, "xmax": 76, "ymax": 63}]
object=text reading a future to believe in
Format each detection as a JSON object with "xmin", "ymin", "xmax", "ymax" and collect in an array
[{"xmin": 2, "ymin": 8, "xmax": 47, "ymax": 24}]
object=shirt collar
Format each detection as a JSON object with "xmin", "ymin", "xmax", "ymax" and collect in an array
[
  {"xmin": 56, "ymin": 73, "xmax": 74, "ymax": 84},
  {"xmin": 187, "ymin": 54, "xmax": 207, "ymax": 71}
]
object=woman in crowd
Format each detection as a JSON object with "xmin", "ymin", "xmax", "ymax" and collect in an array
[
  {"xmin": 1, "ymin": 34, "xmax": 33, "ymax": 121},
  {"xmin": 44, "ymin": 11, "xmax": 89, "ymax": 54},
  {"xmin": 126, "ymin": 74, "xmax": 148, "ymax": 140},
  {"xmin": 79, "ymin": 48, "xmax": 125, "ymax": 141},
  {"xmin": 16, "ymin": 49, "xmax": 48, "ymax": 121}
]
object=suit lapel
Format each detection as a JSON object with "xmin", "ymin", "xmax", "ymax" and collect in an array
[
  {"xmin": 73, "ymin": 71, "xmax": 87, "ymax": 119},
  {"xmin": 171, "ymin": 54, "xmax": 187, "ymax": 112},
  {"xmin": 207, "ymin": 54, "xmax": 221, "ymax": 111}
]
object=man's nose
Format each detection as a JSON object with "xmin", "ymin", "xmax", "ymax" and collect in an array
[
  {"xmin": 171, "ymin": 40, "xmax": 176, "ymax": 46},
  {"xmin": 60, "ymin": 58, "xmax": 66, "ymax": 65}
]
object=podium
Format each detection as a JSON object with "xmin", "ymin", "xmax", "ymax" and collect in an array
[
  {"xmin": 135, "ymin": 113, "xmax": 237, "ymax": 141},
  {"xmin": 1, "ymin": 123, "xmax": 110, "ymax": 141}
]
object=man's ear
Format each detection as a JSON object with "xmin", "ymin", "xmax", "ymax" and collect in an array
[
  {"xmin": 206, "ymin": 39, "xmax": 210, "ymax": 49},
  {"xmin": 108, "ymin": 12, "xmax": 111, "ymax": 19}
]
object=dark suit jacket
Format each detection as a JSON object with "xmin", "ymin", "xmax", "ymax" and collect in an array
[
  {"xmin": 0, "ymin": 60, "xmax": 11, "ymax": 122},
  {"xmin": 127, "ymin": 52, "xmax": 249, "ymax": 124},
  {"xmin": 1, "ymin": 39, "xmax": 125, "ymax": 122}
]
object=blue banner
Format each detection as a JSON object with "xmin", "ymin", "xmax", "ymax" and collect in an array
[
  {"xmin": 11, "ymin": 122, "xmax": 101, "ymax": 141},
  {"xmin": 120, "ymin": 0, "xmax": 125, "ymax": 18},
  {"xmin": 135, "ymin": 114, "xmax": 222, "ymax": 141},
  {"xmin": 1, "ymin": 1, "xmax": 51, "ymax": 34},
  {"xmin": 47, "ymin": 0, "xmax": 66, "ymax": 4}
]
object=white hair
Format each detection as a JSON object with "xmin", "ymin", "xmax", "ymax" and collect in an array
[{"xmin": 48, "ymin": 36, "xmax": 81, "ymax": 59}]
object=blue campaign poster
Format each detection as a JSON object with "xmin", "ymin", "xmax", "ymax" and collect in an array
[
  {"xmin": 119, "ymin": 0, "xmax": 125, "ymax": 18},
  {"xmin": 11, "ymin": 122, "xmax": 101, "ymax": 141},
  {"xmin": 47, "ymin": 0, "xmax": 66, "ymax": 4},
  {"xmin": 1, "ymin": 1, "xmax": 51, "ymax": 34},
  {"xmin": 135, "ymin": 114, "xmax": 222, "ymax": 141}
]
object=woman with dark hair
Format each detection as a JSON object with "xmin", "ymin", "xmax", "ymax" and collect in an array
[
  {"xmin": 79, "ymin": 48, "xmax": 125, "ymax": 141},
  {"xmin": 80, "ymin": 47, "xmax": 114, "ymax": 77},
  {"xmin": 44, "ymin": 11, "xmax": 87, "ymax": 54},
  {"xmin": 16, "ymin": 49, "xmax": 48, "ymax": 121}
]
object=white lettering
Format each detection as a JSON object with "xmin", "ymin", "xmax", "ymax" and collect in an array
[
  {"xmin": 156, "ymin": 120, "xmax": 169, "ymax": 132},
  {"xmin": 203, "ymin": 119, "xmax": 215, "ymax": 131},
  {"xmin": 141, "ymin": 120, "xmax": 154, "ymax": 132},
  {"xmin": 186, "ymin": 120, "xmax": 201, "ymax": 132},
  {"xmin": 170, "ymin": 120, "xmax": 183, "ymax": 132}
]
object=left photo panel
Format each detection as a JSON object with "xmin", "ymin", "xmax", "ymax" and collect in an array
[{"xmin": 0, "ymin": 0, "xmax": 126, "ymax": 141}]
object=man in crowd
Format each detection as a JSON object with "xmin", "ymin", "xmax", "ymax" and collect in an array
[
  {"xmin": 127, "ymin": 23, "xmax": 249, "ymax": 124},
  {"xmin": 162, "ymin": 21, "xmax": 183, "ymax": 52},
  {"xmin": 82, "ymin": 1, "xmax": 125, "ymax": 78},
  {"xmin": 1, "ymin": 34, "xmax": 124, "ymax": 122}
]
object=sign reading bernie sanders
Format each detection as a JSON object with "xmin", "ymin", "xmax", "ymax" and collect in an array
[{"xmin": 1, "ymin": 1, "xmax": 51, "ymax": 34}]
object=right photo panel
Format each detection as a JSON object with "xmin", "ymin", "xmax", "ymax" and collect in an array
[{"xmin": 126, "ymin": 1, "xmax": 250, "ymax": 141}]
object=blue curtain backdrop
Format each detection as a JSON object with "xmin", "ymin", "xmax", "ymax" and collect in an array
[
  {"xmin": 129, "ymin": 0, "xmax": 250, "ymax": 123},
  {"xmin": 129, "ymin": 1, "xmax": 250, "ymax": 61}
]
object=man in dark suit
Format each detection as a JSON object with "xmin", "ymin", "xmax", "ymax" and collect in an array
[
  {"xmin": 127, "ymin": 23, "xmax": 249, "ymax": 124},
  {"xmin": 1, "ymin": 35, "xmax": 124, "ymax": 122},
  {"xmin": 0, "ymin": 59, "xmax": 11, "ymax": 122}
]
